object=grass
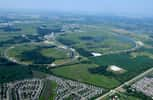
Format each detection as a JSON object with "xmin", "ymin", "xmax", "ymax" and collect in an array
[
  {"xmin": 57, "ymin": 25, "xmax": 135, "ymax": 55},
  {"xmin": 130, "ymin": 47, "xmax": 153, "ymax": 60},
  {"xmin": 0, "ymin": 57, "xmax": 33, "ymax": 83},
  {"xmin": 0, "ymin": 23, "xmax": 38, "ymax": 42},
  {"xmin": 7, "ymin": 43, "xmax": 72, "ymax": 65},
  {"xmin": 0, "ymin": 64, "xmax": 32, "ymax": 83},
  {"xmin": 32, "ymin": 71, "xmax": 47, "ymax": 79},
  {"xmin": 51, "ymin": 51, "xmax": 153, "ymax": 89},
  {"xmin": 7, "ymin": 44, "xmax": 37, "ymax": 63},
  {"xmin": 51, "ymin": 63, "xmax": 120, "ymax": 89},
  {"xmin": 40, "ymin": 48, "xmax": 69, "ymax": 59},
  {"xmin": 103, "ymin": 92, "xmax": 142, "ymax": 100},
  {"xmin": 40, "ymin": 80, "xmax": 57, "ymax": 100},
  {"xmin": 90, "ymin": 53, "xmax": 153, "ymax": 83}
]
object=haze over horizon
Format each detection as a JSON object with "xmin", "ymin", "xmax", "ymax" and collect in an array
[{"xmin": 0, "ymin": 0, "xmax": 153, "ymax": 17}]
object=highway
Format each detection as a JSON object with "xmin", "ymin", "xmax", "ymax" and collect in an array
[{"xmin": 96, "ymin": 66, "xmax": 153, "ymax": 100}]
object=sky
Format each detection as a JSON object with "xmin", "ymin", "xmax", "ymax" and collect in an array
[{"xmin": 0, "ymin": 0, "xmax": 153, "ymax": 17}]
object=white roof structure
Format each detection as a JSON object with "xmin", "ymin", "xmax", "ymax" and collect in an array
[
  {"xmin": 136, "ymin": 41, "xmax": 144, "ymax": 46},
  {"xmin": 51, "ymin": 63, "xmax": 56, "ymax": 67},
  {"xmin": 43, "ymin": 40, "xmax": 53, "ymax": 44},
  {"xmin": 109, "ymin": 65, "xmax": 122, "ymax": 72},
  {"xmin": 91, "ymin": 52, "xmax": 102, "ymax": 57},
  {"xmin": 58, "ymin": 45, "xmax": 68, "ymax": 49}
]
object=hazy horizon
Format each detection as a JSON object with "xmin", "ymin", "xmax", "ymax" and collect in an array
[{"xmin": 0, "ymin": 0, "xmax": 153, "ymax": 17}]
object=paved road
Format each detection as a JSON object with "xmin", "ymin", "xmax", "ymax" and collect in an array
[
  {"xmin": 100, "ymin": 40, "xmax": 139, "ymax": 57},
  {"xmin": 3, "ymin": 41, "xmax": 79, "ymax": 67},
  {"xmin": 3, "ymin": 33, "xmax": 145, "ymax": 100},
  {"xmin": 95, "ymin": 40, "xmax": 146, "ymax": 100},
  {"xmin": 96, "ymin": 66, "xmax": 153, "ymax": 100}
]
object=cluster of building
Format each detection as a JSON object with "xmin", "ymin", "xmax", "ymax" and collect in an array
[
  {"xmin": 132, "ymin": 77, "xmax": 153, "ymax": 98},
  {"xmin": 62, "ymin": 24, "xmax": 80, "ymax": 32},
  {"xmin": 47, "ymin": 75, "xmax": 103, "ymax": 100},
  {"xmin": 0, "ymin": 83, "xmax": 9, "ymax": 100},
  {"xmin": 0, "ymin": 79, "xmax": 43, "ymax": 100},
  {"xmin": 1, "ymin": 75, "xmax": 103, "ymax": 100}
]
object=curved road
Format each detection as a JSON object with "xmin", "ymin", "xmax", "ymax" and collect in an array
[
  {"xmin": 99, "ymin": 40, "xmax": 139, "ymax": 57},
  {"xmin": 3, "ymin": 33, "xmax": 144, "ymax": 100},
  {"xmin": 3, "ymin": 41, "xmax": 79, "ymax": 67}
]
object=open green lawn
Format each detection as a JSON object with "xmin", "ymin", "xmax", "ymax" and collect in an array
[
  {"xmin": 51, "ymin": 63, "xmax": 120, "ymax": 89},
  {"xmin": 8, "ymin": 44, "xmax": 37, "ymax": 56},
  {"xmin": 41, "ymin": 47, "xmax": 69, "ymax": 59},
  {"xmin": 40, "ymin": 80, "xmax": 57, "ymax": 100},
  {"xmin": 7, "ymin": 44, "xmax": 37, "ymax": 63},
  {"xmin": 51, "ymin": 52, "xmax": 153, "ymax": 89},
  {"xmin": 7, "ymin": 43, "xmax": 71, "ymax": 64}
]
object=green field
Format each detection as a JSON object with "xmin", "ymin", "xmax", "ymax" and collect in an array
[
  {"xmin": 41, "ymin": 47, "xmax": 69, "ymax": 59},
  {"xmin": 7, "ymin": 43, "xmax": 71, "ymax": 65},
  {"xmin": 57, "ymin": 25, "xmax": 135, "ymax": 55},
  {"xmin": 90, "ymin": 53, "xmax": 153, "ymax": 82},
  {"xmin": 51, "ymin": 63, "xmax": 120, "ymax": 89},
  {"xmin": 40, "ymin": 80, "xmax": 57, "ymax": 100},
  {"xmin": 51, "ymin": 52, "xmax": 153, "ymax": 89},
  {"xmin": 0, "ymin": 23, "xmax": 38, "ymax": 42},
  {"xmin": 0, "ymin": 57, "xmax": 33, "ymax": 83},
  {"xmin": 1, "ymin": 14, "xmax": 153, "ymax": 100}
]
